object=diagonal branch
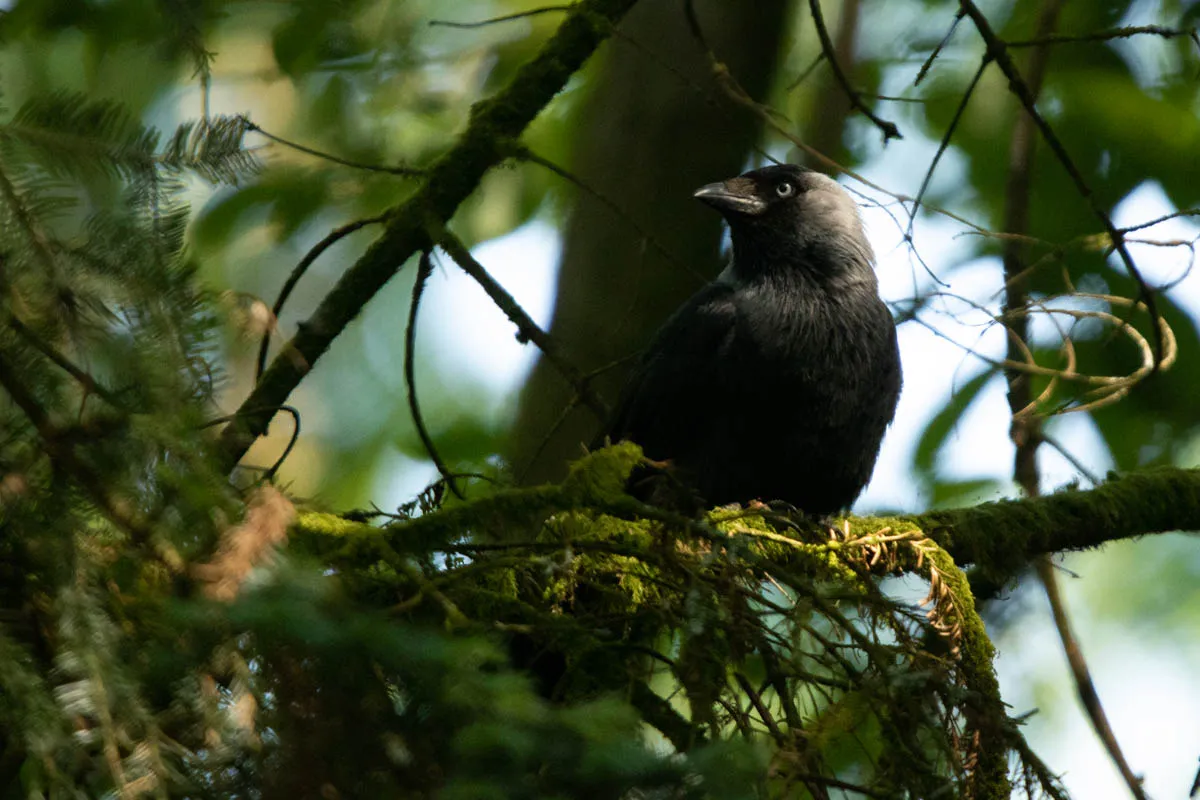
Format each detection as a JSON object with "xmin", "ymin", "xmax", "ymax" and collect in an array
[
  {"xmin": 0, "ymin": 350, "xmax": 153, "ymax": 547},
  {"xmin": 907, "ymin": 55, "xmax": 990, "ymax": 238},
  {"xmin": 432, "ymin": 226, "xmax": 609, "ymax": 421},
  {"xmin": 7, "ymin": 314, "xmax": 124, "ymax": 409},
  {"xmin": 956, "ymin": 0, "xmax": 1167, "ymax": 368},
  {"xmin": 217, "ymin": 0, "xmax": 641, "ymax": 474}
]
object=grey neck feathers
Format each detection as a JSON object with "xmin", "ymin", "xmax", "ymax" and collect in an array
[{"xmin": 725, "ymin": 226, "xmax": 877, "ymax": 291}]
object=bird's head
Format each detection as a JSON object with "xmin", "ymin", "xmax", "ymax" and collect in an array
[{"xmin": 694, "ymin": 164, "xmax": 874, "ymax": 285}]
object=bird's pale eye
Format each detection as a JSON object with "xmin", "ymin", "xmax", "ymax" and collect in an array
[{"xmin": 775, "ymin": 181, "xmax": 795, "ymax": 198}]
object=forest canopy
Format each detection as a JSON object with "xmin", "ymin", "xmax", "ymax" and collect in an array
[{"xmin": 0, "ymin": 0, "xmax": 1198, "ymax": 798}]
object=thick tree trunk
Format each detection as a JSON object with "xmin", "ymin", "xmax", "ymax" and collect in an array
[{"xmin": 509, "ymin": 0, "xmax": 793, "ymax": 483}]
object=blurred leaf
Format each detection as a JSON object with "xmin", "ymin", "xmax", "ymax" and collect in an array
[{"xmin": 914, "ymin": 366, "xmax": 997, "ymax": 475}]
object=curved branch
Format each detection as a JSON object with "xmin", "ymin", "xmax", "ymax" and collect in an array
[
  {"xmin": 217, "ymin": 0, "xmax": 641, "ymax": 473},
  {"xmin": 256, "ymin": 214, "xmax": 389, "ymax": 379},
  {"xmin": 405, "ymin": 251, "xmax": 463, "ymax": 500},
  {"xmin": 956, "ymin": 0, "xmax": 1167, "ymax": 368}
]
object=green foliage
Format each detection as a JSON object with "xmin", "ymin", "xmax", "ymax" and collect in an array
[
  {"xmin": 909, "ymin": 0, "xmax": 1200, "ymax": 475},
  {"xmin": 0, "ymin": 0, "xmax": 1197, "ymax": 798}
]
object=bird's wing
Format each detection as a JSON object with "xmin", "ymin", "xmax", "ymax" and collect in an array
[{"xmin": 603, "ymin": 282, "xmax": 739, "ymax": 455}]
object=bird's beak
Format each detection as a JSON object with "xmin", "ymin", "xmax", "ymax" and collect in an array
[{"xmin": 693, "ymin": 180, "xmax": 767, "ymax": 216}]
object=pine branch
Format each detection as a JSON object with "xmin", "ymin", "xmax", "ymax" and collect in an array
[
  {"xmin": 1, "ymin": 94, "xmax": 255, "ymax": 186},
  {"xmin": 3, "ymin": 92, "xmax": 158, "ymax": 180},
  {"xmin": 162, "ymin": 116, "xmax": 259, "ymax": 184}
]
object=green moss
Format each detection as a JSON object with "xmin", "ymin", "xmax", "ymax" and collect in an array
[{"xmin": 285, "ymin": 454, "xmax": 1200, "ymax": 798}]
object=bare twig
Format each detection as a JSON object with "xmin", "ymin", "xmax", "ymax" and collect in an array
[
  {"xmin": 991, "ymin": 1, "xmax": 1150, "ymax": 795},
  {"xmin": 432, "ymin": 226, "xmax": 609, "ymax": 420},
  {"xmin": 515, "ymin": 147, "xmax": 703, "ymax": 283},
  {"xmin": 256, "ymin": 214, "xmax": 390, "ymax": 379},
  {"xmin": 914, "ymin": 9, "xmax": 965, "ymax": 86},
  {"xmin": 907, "ymin": 55, "xmax": 990, "ymax": 239},
  {"xmin": 429, "ymin": 5, "xmax": 572, "ymax": 29},
  {"xmin": 242, "ymin": 119, "xmax": 425, "ymax": 176},
  {"xmin": 405, "ymin": 251, "xmax": 463, "ymax": 500},
  {"xmin": 218, "ymin": 0, "xmax": 640, "ymax": 473},
  {"xmin": 785, "ymin": 52, "xmax": 826, "ymax": 92},
  {"xmin": 803, "ymin": 0, "xmax": 901, "ymax": 141},
  {"xmin": 1119, "ymin": 208, "xmax": 1200, "ymax": 234},
  {"xmin": 957, "ymin": 0, "xmax": 1167, "ymax": 370},
  {"xmin": 1040, "ymin": 432, "xmax": 1103, "ymax": 486},
  {"xmin": 1040, "ymin": 561, "xmax": 1148, "ymax": 799},
  {"xmin": 733, "ymin": 672, "xmax": 785, "ymax": 745},
  {"xmin": 201, "ymin": 406, "xmax": 302, "ymax": 482},
  {"xmin": 1008, "ymin": 24, "xmax": 1196, "ymax": 48}
]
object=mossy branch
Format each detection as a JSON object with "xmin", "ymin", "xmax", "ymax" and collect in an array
[
  {"xmin": 295, "ymin": 457, "xmax": 1200, "ymax": 583},
  {"xmin": 217, "ymin": 0, "xmax": 639, "ymax": 473},
  {"xmin": 287, "ymin": 450, "xmax": 1200, "ymax": 797},
  {"xmin": 918, "ymin": 466, "xmax": 1200, "ymax": 585}
]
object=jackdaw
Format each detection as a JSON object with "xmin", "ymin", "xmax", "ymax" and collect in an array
[{"xmin": 605, "ymin": 164, "xmax": 902, "ymax": 515}]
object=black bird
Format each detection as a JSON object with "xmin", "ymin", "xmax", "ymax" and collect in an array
[{"xmin": 606, "ymin": 164, "xmax": 902, "ymax": 515}]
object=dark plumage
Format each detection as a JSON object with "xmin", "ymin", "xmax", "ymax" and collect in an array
[{"xmin": 606, "ymin": 164, "xmax": 902, "ymax": 515}]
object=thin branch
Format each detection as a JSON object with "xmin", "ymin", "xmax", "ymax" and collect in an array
[
  {"xmin": 429, "ymin": 5, "xmax": 573, "ymax": 29},
  {"xmin": 733, "ymin": 672, "xmax": 785, "ymax": 745},
  {"xmin": 218, "ymin": 0, "xmax": 640, "ymax": 473},
  {"xmin": 1000, "ymin": 0, "xmax": 1062, "ymax": 498},
  {"xmin": 242, "ymin": 119, "xmax": 425, "ymax": 176},
  {"xmin": 515, "ymin": 147, "xmax": 703, "ymax": 284},
  {"xmin": 992, "ymin": 4, "xmax": 1150, "ymax": 791},
  {"xmin": 914, "ymin": 9, "xmax": 965, "ymax": 86},
  {"xmin": 255, "ymin": 213, "xmax": 390, "ymax": 379},
  {"xmin": 1007, "ymin": 24, "xmax": 1196, "ymax": 48},
  {"xmin": 201, "ymin": 406, "xmax": 302, "ymax": 482},
  {"xmin": 667, "ymin": 7, "xmax": 995, "ymax": 265},
  {"xmin": 405, "ymin": 251, "xmax": 463, "ymax": 500},
  {"xmin": 432, "ymin": 225, "xmax": 609, "ymax": 421},
  {"xmin": 785, "ymin": 52, "xmax": 826, "ymax": 92},
  {"xmin": 804, "ymin": 0, "xmax": 901, "ymax": 141},
  {"xmin": 1038, "ymin": 557, "xmax": 1149, "ymax": 800},
  {"xmin": 1040, "ymin": 432, "xmax": 1102, "ymax": 486},
  {"xmin": 957, "ymin": 0, "xmax": 1167, "ymax": 369},
  {"xmin": 1119, "ymin": 208, "xmax": 1200, "ymax": 234},
  {"xmin": 907, "ymin": 55, "xmax": 990, "ymax": 241}
]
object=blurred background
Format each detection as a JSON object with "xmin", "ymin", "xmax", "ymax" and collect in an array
[{"xmin": 3, "ymin": 0, "xmax": 1198, "ymax": 795}]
